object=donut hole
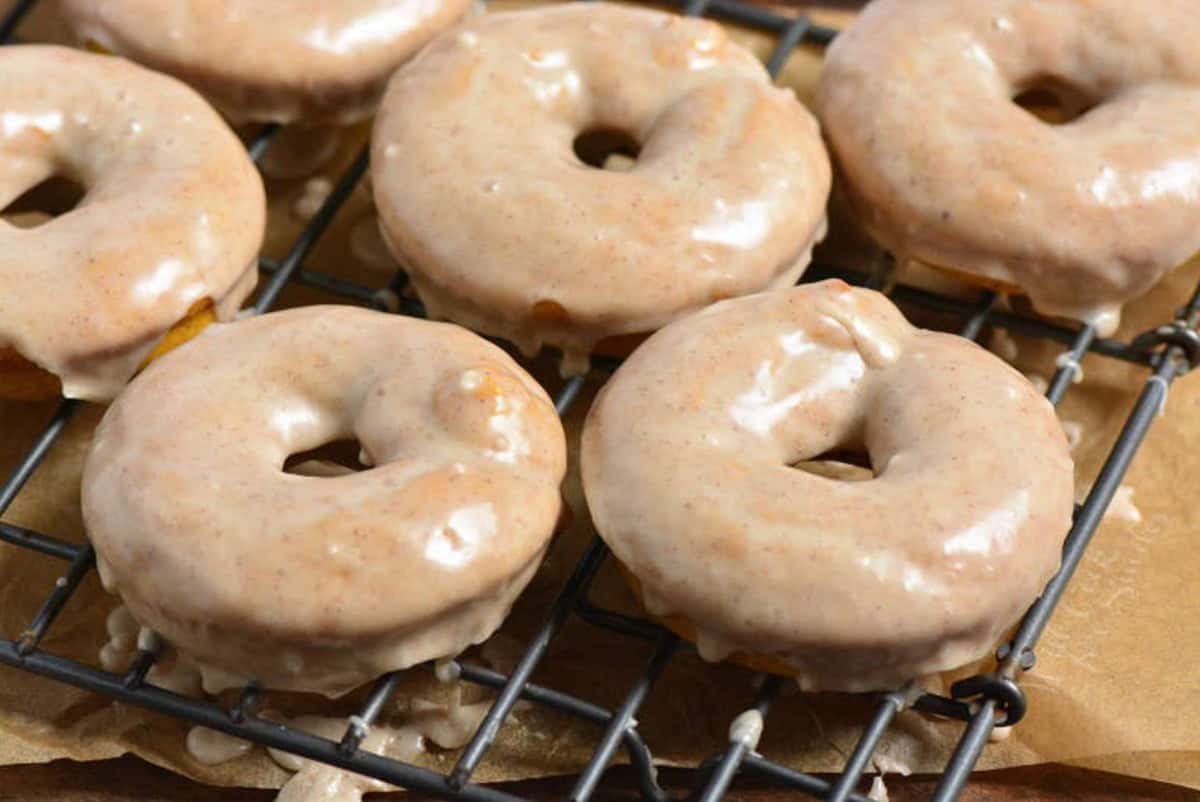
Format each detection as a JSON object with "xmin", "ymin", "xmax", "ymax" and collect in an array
[
  {"xmin": 1, "ymin": 175, "xmax": 87, "ymax": 228},
  {"xmin": 792, "ymin": 448, "xmax": 874, "ymax": 482},
  {"xmin": 283, "ymin": 439, "xmax": 371, "ymax": 477},
  {"xmin": 572, "ymin": 127, "xmax": 641, "ymax": 171},
  {"xmin": 1012, "ymin": 77, "xmax": 1099, "ymax": 125}
]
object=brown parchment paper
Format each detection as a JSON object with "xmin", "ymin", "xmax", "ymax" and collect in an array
[{"xmin": 1, "ymin": 0, "xmax": 1198, "ymax": 792}]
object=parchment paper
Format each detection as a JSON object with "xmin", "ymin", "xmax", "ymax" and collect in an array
[{"xmin": 1, "ymin": 0, "xmax": 1197, "ymax": 792}]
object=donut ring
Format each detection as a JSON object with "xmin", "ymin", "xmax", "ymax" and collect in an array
[
  {"xmin": 617, "ymin": 566, "xmax": 802, "ymax": 679},
  {"xmin": 818, "ymin": 0, "xmax": 1200, "ymax": 334},
  {"xmin": 56, "ymin": 0, "xmax": 473, "ymax": 124},
  {"xmin": 0, "ymin": 299, "xmax": 216, "ymax": 402},
  {"xmin": 372, "ymin": 3, "xmax": 831, "ymax": 371},
  {"xmin": 0, "ymin": 45, "xmax": 264, "ymax": 401},
  {"xmin": 582, "ymin": 280, "xmax": 1074, "ymax": 691},
  {"xmin": 82, "ymin": 306, "xmax": 567, "ymax": 696}
]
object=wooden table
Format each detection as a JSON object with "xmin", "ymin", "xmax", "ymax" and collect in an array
[{"xmin": 2, "ymin": 757, "xmax": 1196, "ymax": 801}]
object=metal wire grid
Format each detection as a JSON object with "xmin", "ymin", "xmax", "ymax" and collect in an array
[{"xmin": 1, "ymin": 1, "xmax": 1197, "ymax": 800}]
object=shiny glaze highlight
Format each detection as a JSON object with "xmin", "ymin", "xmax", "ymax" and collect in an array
[
  {"xmin": 372, "ymin": 3, "xmax": 831, "ymax": 371},
  {"xmin": 82, "ymin": 307, "xmax": 566, "ymax": 696},
  {"xmin": 582, "ymin": 281, "xmax": 1074, "ymax": 691},
  {"xmin": 819, "ymin": 0, "xmax": 1200, "ymax": 334},
  {"xmin": 0, "ymin": 45, "xmax": 264, "ymax": 401}
]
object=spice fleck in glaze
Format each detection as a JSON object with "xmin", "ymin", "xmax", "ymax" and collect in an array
[
  {"xmin": 372, "ymin": 3, "xmax": 832, "ymax": 373},
  {"xmin": 582, "ymin": 281, "xmax": 1074, "ymax": 691},
  {"xmin": 56, "ymin": 0, "xmax": 472, "ymax": 124},
  {"xmin": 82, "ymin": 307, "xmax": 567, "ymax": 696},
  {"xmin": 0, "ymin": 45, "xmax": 264, "ymax": 401},
  {"xmin": 819, "ymin": 0, "xmax": 1200, "ymax": 335}
]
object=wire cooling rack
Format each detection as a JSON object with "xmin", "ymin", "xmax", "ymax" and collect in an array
[{"xmin": 2, "ymin": 1, "xmax": 1198, "ymax": 800}]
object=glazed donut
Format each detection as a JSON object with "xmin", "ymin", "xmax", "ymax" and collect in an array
[
  {"xmin": 818, "ymin": 0, "xmax": 1200, "ymax": 335},
  {"xmin": 581, "ymin": 280, "xmax": 1074, "ymax": 691},
  {"xmin": 0, "ymin": 45, "xmax": 264, "ymax": 402},
  {"xmin": 56, "ymin": 0, "xmax": 473, "ymax": 124},
  {"xmin": 82, "ymin": 306, "xmax": 566, "ymax": 696},
  {"xmin": 372, "ymin": 3, "xmax": 831, "ymax": 372}
]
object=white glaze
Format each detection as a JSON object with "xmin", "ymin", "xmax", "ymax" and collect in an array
[
  {"xmin": 291, "ymin": 177, "xmax": 333, "ymax": 223},
  {"xmin": 98, "ymin": 604, "xmax": 204, "ymax": 695},
  {"xmin": 0, "ymin": 45, "xmax": 264, "ymax": 401},
  {"xmin": 57, "ymin": 0, "xmax": 472, "ymax": 124},
  {"xmin": 819, "ymin": 0, "xmax": 1200, "ymax": 331},
  {"xmin": 98, "ymin": 606, "xmax": 140, "ymax": 671},
  {"xmin": 1054, "ymin": 352, "xmax": 1084, "ymax": 384},
  {"xmin": 582, "ymin": 281, "xmax": 1074, "ymax": 691},
  {"xmin": 1024, "ymin": 373, "xmax": 1050, "ymax": 395},
  {"xmin": 270, "ymin": 716, "xmax": 397, "ymax": 802},
  {"xmin": 989, "ymin": 329, "xmax": 1019, "ymax": 363},
  {"xmin": 434, "ymin": 658, "xmax": 461, "ymax": 684},
  {"xmin": 1106, "ymin": 485, "xmax": 1142, "ymax": 525},
  {"xmin": 1061, "ymin": 420, "xmax": 1083, "ymax": 452},
  {"xmin": 871, "ymin": 751, "xmax": 913, "ymax": 777},
  {"xmin": 186, "ymin": 726, "xmax": 253, "ymax": 766},
  {"xmin": 269, "ymin": 686, "xmax": 489, "ymax": 802},
  {"xmin": 148, "ymin": 657, "xmax": 204, "ymax": 697},
  {"xmin": 728, "ymin": 709, "xmax": 764, "ymax": 751},
  {"xmin": 372, "ymin": 3, "xmax": 831, "ymax": 370},
  {"xmin": 82, "ymin": 307, "xmax": 566, "ymax": 695}
]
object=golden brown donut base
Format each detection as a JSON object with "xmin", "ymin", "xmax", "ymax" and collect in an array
[
  {"xmin": 140, "ymin": 299, "xmax": 217, "ymax": 365},
  {"xmin": 616, "ymin": 562, "xmax": 804, "ymax": 679},
  {"xmin": 918, "ymin": 250, "xmax": 1200, "ymax": 307},
  {"xmin": 921, "ymin": 261, "xmax": 1024, "ymax": 296},
  {"xmin": 527, "ymin": 299, "xmax": 647, "ymax": 359},
  {"xmin": 0, "ymin": 299, "xmax": 216, "ymax": 402}
]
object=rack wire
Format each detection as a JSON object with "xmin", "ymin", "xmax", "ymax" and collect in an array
[{"xmin": 1, "ymin": 2, "xmax": 1197, "ymax": 800}]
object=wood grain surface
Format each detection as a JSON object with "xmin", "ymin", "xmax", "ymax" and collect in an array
[{"xmin": 2, "ymin": 757, "xmax": 1199, "ymax": 802}]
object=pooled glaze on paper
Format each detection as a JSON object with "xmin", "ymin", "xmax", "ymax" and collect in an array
[
  {"xmin": 582, "ymin": 281, "xmax": 1075, "ymax": 691},
  {"xmin": 0, "ymin": 45, "xmax": 264, "ymax": 401},
  {"xmin": 186, "ymin": 726, "xmax": 253, "ymax": 766},
  {"xmin": 1106, "ymin": 485, "xmax": 1142, "ymax": 525},
  {"xmin": 1061, "ymin": 420, "xmax": 1083, "ymax": 452},
  {"xmin": 819, "ymin": 0, "xmax": 1200, "ymax": 334},
  {"xmin": 82, "ymin": 306, "xmax": 566, "ymax": 696},
  {"xmin": 291, "ymin": 177, "xmax": 333, "ymax": 223},
  {"xmin": 98, "ymin": 606, "xmax": 139, "ymax": 673},
  {"xmin": 98, "ymin": 604, "xmax": 207, "ymax": 695},
  {"xmin": 56, "ymin": 0, "xmax": 471, "ymax": 124},
  {"xmin": 372, "ymin": 3, "xmax": 831, "ymax": 372},
  {"xmin": 267, "ymin": 685, "xmax": 489, "ymax": 802},
  {"xmin": 989, "ymin": 328, "xmax": 1019, "ymax": 363}
]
